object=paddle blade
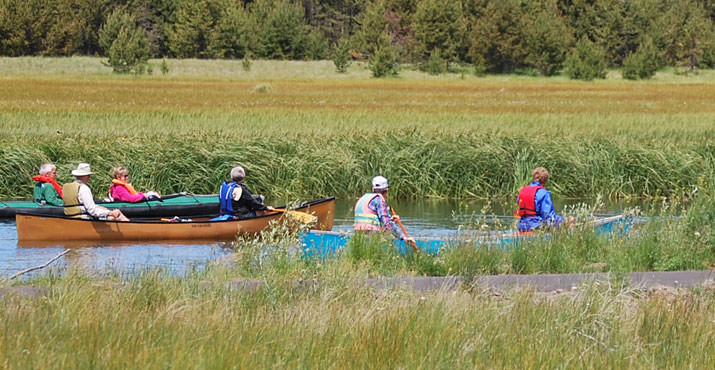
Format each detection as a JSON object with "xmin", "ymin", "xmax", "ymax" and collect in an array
[{"xmin": 283, "ymin": 210, "xmax": 318, "ymax": 224}]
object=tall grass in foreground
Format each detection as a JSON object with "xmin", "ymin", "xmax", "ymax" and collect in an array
[
  {"xmin": 1, "ymin": 269, "xmax": 713, "ymax": 369},
  {"xmin": 1, "ymin": 131, "xmax": 711, "ymax": 200}
]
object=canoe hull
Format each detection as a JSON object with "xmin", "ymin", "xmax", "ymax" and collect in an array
[
  {"xmin": 17, "ymin": 197, "xmax": 335, "ymax": 243},
  {"xmin": 1, "ymin": 194, "xmax": 219, "ymax": 219},
  {"xmin": 301, "ymin": 215, "xmax": 629, "ymax": 258}
]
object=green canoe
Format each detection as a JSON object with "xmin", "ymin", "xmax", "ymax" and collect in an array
[{"xmin": 0, "ymin": 193, "xmax": 219, "ymax": 219}]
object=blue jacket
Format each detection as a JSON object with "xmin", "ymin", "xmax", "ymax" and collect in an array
[{"xmin": 518, "ymin": 181, "xmax": 564, "ymax": 231}]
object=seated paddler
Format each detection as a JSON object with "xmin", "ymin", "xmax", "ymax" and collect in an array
[
  {"xmin": 63, "ymin": 163, "xmax": 129, "ymax": 221},
  {"xmin": 33, "ymin": 163, "xmax": 63, "ymax": 206},
  {"xmin": 219, "ymin": 165, "xmax": 274, "ymax": 219},
  {"xmin": 109, "ymin": 166, "xmax": 160, "ymax": 203},
  {"xmin": 354, "ymin": 175, "xmax": 414, "ymax": 243},
  {"xmin": 516, "ymin": 167, "xmax": 566, "ymax": 232}
]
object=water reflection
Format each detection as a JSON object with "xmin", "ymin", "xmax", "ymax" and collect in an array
[{"xmin": 1, "ymin": 197, "xmax": 654, "ymax": 277}]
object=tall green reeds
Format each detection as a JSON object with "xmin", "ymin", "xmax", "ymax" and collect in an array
[{"xmin": 1, "ymin": 131, "xmax": 711, "ymax": 200}]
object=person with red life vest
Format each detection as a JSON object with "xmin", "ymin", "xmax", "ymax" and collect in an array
[
  {"xmin": 108, "ymin": 166, "xmax": 160, "ymax": 203},
  {"xmin": 354, "ymin": 175, "xmax": 415, "ymax": 243},
  {"xmin": 33, "ymin": 163, "xmax": 63, "ymax": 206},
  {"xmin": 516, "ymin": 167, "xmax": 566, "ymax": 232}
]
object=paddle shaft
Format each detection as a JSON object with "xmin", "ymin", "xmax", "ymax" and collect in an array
[{"xmin": 390, "ymin": 206, "xmax": 418, "ymax": 252}]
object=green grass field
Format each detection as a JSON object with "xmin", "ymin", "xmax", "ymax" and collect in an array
[
  {"xmin": 1, "ymin": 269, "xmax": 713, "ymax": 369},
  {"xmin": 0, "ymin": 57, "xmax": 713, "ymax": 200}
]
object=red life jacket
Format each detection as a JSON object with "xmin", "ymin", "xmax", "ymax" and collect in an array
[
  {"xmin": 32, "ymin": 175, "xmax": 63, "ymax": 198},
  {"xmin": 516, "ymin": 185, "xmax": 545, "ymax": 217}
]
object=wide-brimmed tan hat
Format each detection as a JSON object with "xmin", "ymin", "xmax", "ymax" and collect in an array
[{"xmin": 71, "ymin": 163, "xmax": 93, "ymax": 176}]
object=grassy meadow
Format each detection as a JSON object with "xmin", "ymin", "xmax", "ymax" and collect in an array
[
  {"xmin": 1, "ymin": 268, "xmax": 713, "ymax": 369},
  {"xmin": 0, "ymin": 57, "xmax": 713, "ymax": 200}
]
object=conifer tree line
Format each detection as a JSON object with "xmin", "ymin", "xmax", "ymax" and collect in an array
[{"xmin": 1, "ymin": 0, "xmax": 713, "ymax": 76}]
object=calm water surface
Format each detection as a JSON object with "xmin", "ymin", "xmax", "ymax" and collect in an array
[{"xmin": 0, "ymin": 197, "xmax": 648, "ymax": 277}]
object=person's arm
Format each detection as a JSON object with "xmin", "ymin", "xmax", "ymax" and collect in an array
[
  {"xmin": 111, "ymin": 185, "xmax": 146, "ymax": 203},
  {"xmin": 239, "ymin": 185, "xmax": 267, "ymax": 211},
  {"xmin": 537, "ymin": 189, "xmax": 564, "ymax": 226},
  {"xmin": 42, "ymin": 184, "xmax": 64, "ymax": 206},
  {"xmin": 372, "ymin": 197, "xmax": 403, "ymax": 239},
  {"xmin": 78, "ymin": 185, "xmax": 109, "ymax": 218}
]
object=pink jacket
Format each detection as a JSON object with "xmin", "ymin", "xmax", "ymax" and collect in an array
[{"xmin": 109, "ymin": 184, "xmax": 146, "ymax": 203}]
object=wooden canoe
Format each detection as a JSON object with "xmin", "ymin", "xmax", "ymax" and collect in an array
[{"xmin": 16, "ymin": 197, "xmax": 335, "ymax": 243}]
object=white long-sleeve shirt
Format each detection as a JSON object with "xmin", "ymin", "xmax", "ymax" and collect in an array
[{"xmin": 77, "ymin": 182, "xmax": 110, "ymax": 218}]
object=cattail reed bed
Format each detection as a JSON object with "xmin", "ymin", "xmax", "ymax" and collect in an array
[
  {"xmin": 1, "ymin": 269, "xmax": 713, "ymax": 369},
  {"xmin": 0, "ymin": 131, "xmax": 711, "ymax": 200}
]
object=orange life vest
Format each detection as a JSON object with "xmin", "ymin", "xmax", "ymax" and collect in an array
[
  {"xmin": 32, "ymin": 175, "xmax": 63, "ymax": 198},
  {"xmin": 111, "ymin": 179, "xmax": 138, "ymax": 195}
]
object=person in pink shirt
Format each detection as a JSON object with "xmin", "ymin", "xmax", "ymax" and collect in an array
[{"xmin": 108, "ymin": 166, "xmax": 159, "ymax": 203}]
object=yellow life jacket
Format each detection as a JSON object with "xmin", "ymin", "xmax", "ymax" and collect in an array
[{"xmin": 62, "ymin": 182, "xmax": 83, "ymax": 218}]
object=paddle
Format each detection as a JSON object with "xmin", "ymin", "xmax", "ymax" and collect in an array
[
  {"xmin": 390, "ymin": 206, "xmax": 419, "ymax": 252},
  {"xmin": 272, "ymin": 208, "xmax": 318, "ymax": 224}
]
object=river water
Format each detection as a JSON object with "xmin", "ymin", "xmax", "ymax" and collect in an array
[{"xmin": 0, "ymin": 197, "xmax": 649, "ymax": 277}]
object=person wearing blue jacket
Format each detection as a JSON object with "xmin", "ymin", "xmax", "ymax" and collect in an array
[{"xmin": 516, "ymin": 167, "xmax": 566, "ymax": 232}]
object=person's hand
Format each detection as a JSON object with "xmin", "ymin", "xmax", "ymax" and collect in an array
[
  {"xmin": 266, "ymin": 206, "xmax": 275, "ymax": 211},
  {"xmin": 391, "ymin": 214, "xmax": 401, "ymax": 222},
  {"xmin": 145, "ymin": 191, "xmax": 160, "ymax": 200},
  {"xmin": 404, "ymin": 237, "xmax": 415, "ymax": 244},
  {"xmin": 109, "ymin": 209, "xmax": 129, "ymax": 221}
]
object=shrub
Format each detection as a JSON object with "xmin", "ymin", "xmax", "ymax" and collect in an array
[
  {"xmin": 333, "ymin": 38, "xmax": 351, "ymax": 73},
  {"xmin": 564, "ymin": 37, "xmax": 608, "ymax": 80},
  {"xmin": 99, "ymin": 9, "xmax": 150, "ymax": 74},
  {"xmin": 622, "ymin": 37, "xmax": 660, "ymax": 80},
  {"xmin": 242, "ymin": 52, "xmax": 252, "ymax": 72},
  {"xmin": 304, "ymin": 30, "xmax": 329, "ymax": 60},
  {"xmin": 369, "ymin": 42, "xmax": 399, "ymax": 78},
  {"xmin": 425, "ymin": 48, "xmax": 447, "ymax": 75},
  {"xmin": 160, "ymin": 58, "xmax": 169, "ymax": 75}
]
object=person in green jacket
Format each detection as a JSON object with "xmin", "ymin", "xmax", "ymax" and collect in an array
[{"xmin": 33, "ymin": 163, "xmax": 64, "ymax": 206}]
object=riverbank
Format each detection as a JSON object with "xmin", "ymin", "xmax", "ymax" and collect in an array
[{"xmin": 1, "ymin": 268, "xmax": 713, "ymax": 369}]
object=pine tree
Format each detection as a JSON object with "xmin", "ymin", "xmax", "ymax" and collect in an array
[
  {"xmin": 564, "ymin": 37, "xmax": 608, "ymax": 80},
  {"xmin": 99, "ymin": 9, "xmax": 150, "ymax": 74}
]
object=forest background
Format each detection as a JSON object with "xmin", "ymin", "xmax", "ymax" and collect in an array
[{"xmin": 1, "ymin": 0, "xmax": 714, "ymax": 77}]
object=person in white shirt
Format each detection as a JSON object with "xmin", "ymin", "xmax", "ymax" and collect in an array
[{"xmin": 63, "ymin": 163, "xmax": 129, "ymax": 221}]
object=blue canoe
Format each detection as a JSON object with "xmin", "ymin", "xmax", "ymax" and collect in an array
[{"xmin": 301, "ymin": 215, "xmax": 630, "ymax": 258}]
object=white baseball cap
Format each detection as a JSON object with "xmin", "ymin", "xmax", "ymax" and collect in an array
[{"xmin": 372, "ymin": 175, "xmax": 389, "ymax": 191}]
